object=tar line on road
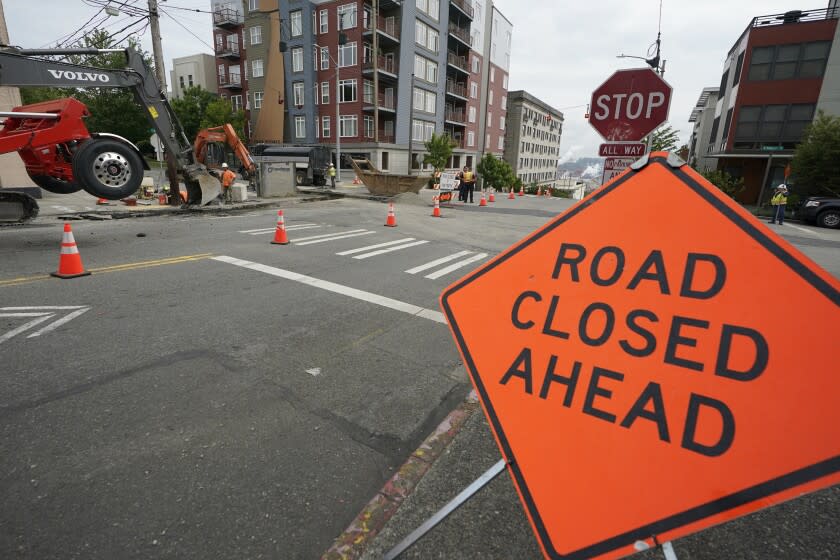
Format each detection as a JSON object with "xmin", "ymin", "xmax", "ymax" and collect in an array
[{"xmin": 0, "ymin": 253, "xmax": 215, "ymax": 288}]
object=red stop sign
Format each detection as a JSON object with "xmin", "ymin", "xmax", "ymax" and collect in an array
[{"xmin": 589, "ymin": 68, "xmax": 672, "ymax": 142}]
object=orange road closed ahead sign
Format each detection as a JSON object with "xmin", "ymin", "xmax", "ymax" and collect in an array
[{"xmin": 441, "ymin": 153, "xmax": 840, "ymax": 559}]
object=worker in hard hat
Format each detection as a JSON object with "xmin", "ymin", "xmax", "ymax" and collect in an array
[
  {"xmin": 220, "ymin": 162, "xmax": 236, "ymax": 204},
  {"xmin": 328, "ymin": 163, "xmax": 336, "ymax": 189}
]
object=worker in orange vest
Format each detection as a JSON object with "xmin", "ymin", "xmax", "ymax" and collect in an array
[{"xmin": 220, "ymin": 162, "xmax": 236, "ymax": 203}]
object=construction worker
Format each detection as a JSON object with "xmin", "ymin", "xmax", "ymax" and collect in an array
[
  {"xmin": 328, "ymin": 163, "xmax": 336, "ymax": 189},
  {"xmin": 220, "ymin": 162, "xmax": 236, "ymax": 203},
  {"xmin": 768, "ymin": 184, "xmax": 789, "ymax": 225}
]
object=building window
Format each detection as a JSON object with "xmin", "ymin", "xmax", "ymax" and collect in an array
[
  {"xmin": 412, "ymin": 119, "xmax": 435, "ymax": 141},
  {"xmin": 295, "ymin": 116, "xmax": 306, "ymax": 138},
  {"xmin": 749, "ymin": 41, "xmax": 830, "ymax": 81},
  {"xmin": 314, "ymin": 84, "xmax": 319, "ymax": 105},
  {"xmin": 416, "ymin": 0, "xmax": 439, "ymax": 20},
  {"xmin": 498, "ymin": 136, "xmax": 504, "ymax": 150},
  {"xmin": 293, "ymin": 82, "xmax": 305, "ymax": 106},
  {"xmin": 414, "ymin": 55, "xmax": 438, "ymax": 83},
  {"xmin": 292, "ymin": 47, "xmax": 303, "ymax": 72},
  {"xmin": 339, "ymin": 115, "xmax": 358, "ymax": 137},
  {"xmin": 801, "ymin": 41, "xmax": 831, "ymax": 78},
  {"xmin": 253, "ymin": 91, "xmax": 263, "ymax": 109},
  {"xmin": 217, "ymin": 63, "xmax": 225, "ymax": 80},
  {"xmin": 188, "ymin": 74, "xmax": 193, "ymax": 87},
  {"xmin": 338, "ymin": 79, "xmax": 357, "ymax": 102},
  {"xmin": 471, "ymin": 57, "xmax": 479, "ymax": 73},
  {"xmin": 364, "ymin": 115, "xmax": 374, "ymax": 138},
  {"xmin": 338, "ymin": 4, "xmax": 357, "ymax": 29},
  {"xmin": 503, "ymin": 74, "xmax": 508, "ymax": 89},
  {"xmin": 490, "ymin": 67, "xmax": 495, "ymax": 82},
  {"xmin": 179, "ymin": 76, "xmax": 185, "ymax": 89},
  {"xmin": 722, "ymin": 107, "xmax": 733, "ymax": 138},
  {"xmin": 413, "ymin": 87, "xmax": 436, "ymax": 113},
  {"xmin": 251, "ymin": 59, "xmax": 264, "ymax": 78},
  {"xmin": 321, "ymin": 82, "xmax": 329, "ymax": 104},
  {"xmin": 322, "ymin": 116, "xmax": 331, "ymax": 137},
  {"xmin": 489, "ymin": 90, "xmax": 493, "ymax": 105},
  {"xmin": 467, "ymin": 131, "xmax": 475, "ymax": 147},
  {"xmin": 500, "ymin": 115, "xmax": 505, "ymax": 130},
  {"xmin": 487, "ymin": 112, "xmax": 492, "ymax": 127},
  {"xmin": 250, "ymin": 26, "xmax": 262, "ymax": 45},
  {"xmin": 470, "ymin": 82, "xmax": 477, "ymax": 98},
  {"xmin": 468, "ymin": 106, "xmax": 476, "ymax": 123},
  {"xmin": 734, "ymin": 103, "xmax": 815, "ymax": 144},
  {"xmin": 321, "ymin": 47, "xmax": 329, "ymax": 70},
  {"xmin": 732, "ymin": 51, "xmax": 744, "ymax": 87},
  {"xmin": 231, "ymin": 94, "xmax": 243, "ymax": 112},
  {"xmin": 363, "ymin": 80, "xmax": 374, "ymax": 103},
  {"xmin": 290, "ymin": 10, "xmax": 303, "ymax": 37},
  {"xmin": 415, "ymin": 20, "xmax": 438, "ymax": 52},
  {"xmin": 248, "ymin": 0, "xmax": 258, "ymax": 11},
  {"xmin": 315, "ymin": 117, "xmax": 319, "ymax": 138},
  {"xmin": 319, "ymin": 10, "xmax": 328, "ymax": 33},
  {"xmin": 338, "ymin": 42, "xmax": 357, "ymax": 67}
]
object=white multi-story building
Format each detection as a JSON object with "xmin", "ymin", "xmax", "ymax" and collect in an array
[
  {"xmin": 687, "ymin": 86, "xmax": 720, "ymax": 172},
  {"xmin": 170, "ymin": 53, "xmax": 219, "ymax": 99},
  {"xmin": 503, "ymin": 90, "xmax": 563, "ymax": 188}
]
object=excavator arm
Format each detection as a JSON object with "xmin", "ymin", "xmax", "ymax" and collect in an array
[{"xmin": 194, "ymin": 124, "xmax": 256, "ymax": 178}]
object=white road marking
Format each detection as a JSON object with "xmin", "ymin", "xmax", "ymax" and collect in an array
[
  {"xmin": 782, "ymin": 223, "xmax": 826, "ymax": 237},
  {"xmin": 212, "ymin": 256, "xmax": 446, "ymax": 324},
  {"xmin": 337, "ymin": 238, "xmax": 417, "ymax": 256},
  {"xmin": 405, "ymin": 251, "xmax": 473, "ymax": 274},
  {"xmin": 353, "ymin": 240, "xmax": 430, "ymax": 259},
  {"xmin": 295, "ymin": 231, "xmax": 376, "ymax": 245},
  {"xmin": 247, "ymin": 225, "xmax": 322, "ymax": 235},
  {"xmin": 239, "ymin": 223, "xmax": 319, "ymax": 234},
  {"xmin": 0, "ymin": 306, "xmax": 91, "ymax": 344},
  {"xmin": 291, "ymin": 229, "xmax": 368, "ymax": 242},
  {"xmin": 424, "ymin": 253, "xmax": 489, "ymax": 279}
]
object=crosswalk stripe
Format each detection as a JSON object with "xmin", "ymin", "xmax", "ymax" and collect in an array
[
  {"xmin": 337, "ymin": 238, "xmax": 417, "ymax": 256},
  {"xmin": 247, "ymin": 225, "xmax": 322, "ymax": 235},
  {"xmin": 405, "ymin": 250, "xmax": 473, "ymax": 274},
  {"xmin": 239, "ymin": 223, "xmax": 318, "ymax": 234},
  {"xmin": 295, "ymin": 231, "xmax": 376, "ymax": 245},
  {"xmin": 291, "ymin": 229, "xmax": 368, "ymax": 242},
  {"xmin": 424, "ymin": 253, "xmax": 488, "ymax": 279},
  {"xmin": 353, "ymin": 240, "xmax": 429, "ymax": 260}
]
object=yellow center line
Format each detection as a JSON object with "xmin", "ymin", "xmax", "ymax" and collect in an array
[{"xmin": 0, "ymin": 254, "xmax": 214, "ymax": 288}]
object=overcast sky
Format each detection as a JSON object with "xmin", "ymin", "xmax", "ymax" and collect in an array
[{"xmin": 3, "ymin": 0, "xmax": 812, "ymax": 159}]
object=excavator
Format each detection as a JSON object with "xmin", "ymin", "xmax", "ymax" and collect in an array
[
  {"xmin": 194, "ymin": 124, "xmax": 255, "ymax": 178},
  {"xmin": 0, "ymin": 46, "xmax": 221, "ymax": 223}
]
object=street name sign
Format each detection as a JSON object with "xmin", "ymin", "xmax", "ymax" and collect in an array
[
  {"xmin": 589, "ymin": 68, "xmax": 672, "ymax": 142},
  {"xmin": 601, "ymin": 157, "xmax": 636, "ymax": 185},
  {"xmin": 441, "ymin": 153, "xmax": 840, "ymax": 559},
  {"xmin": 599, "ymin": 143, "xmax": 647, "ymax": 157}
]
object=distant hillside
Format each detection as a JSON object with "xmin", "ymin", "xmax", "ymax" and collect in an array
[{"xmin": 558, "ymin": 157, "xmax": 602, "ymax": 178}]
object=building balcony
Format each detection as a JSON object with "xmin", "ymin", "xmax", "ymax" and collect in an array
[
  {"xmin": 216, "ymin": 42, "xmax": 240, "ymax": 59},
  {"xmin": 377, "ymin": 133, "xmax": 396, "ymax": 143},
  {"xmin": 450, "ymin": 0, "xmax": 474, "ymax": 19},
  {"xmin": 447, "ymin": 24, "xmax": 471, "ymax": 47},
  {"xmin": 363, "ymin": 14, "xmax": 400, "ymax": 44},
  {"xmin": 445, "ymin": 80, "xmax": 467, "ymax": 99},
  {"xmin": 213, "ymin": 7, "xmax": 242, "ymax": 29},
  {"xmin": 750, "ymin": 6, "xmax": 838, "ymax": 28},
  {"xmin": 444, "ymin": 108, "xmax": 466, "ymax": 124},
  {"xmin": 446, "ymin": 51, "xmax": 468, "ymax": 74},
  {"xmin": 363, "ymin": 92, "xmax": 397, "ymax": 112},
  {"xmin": 218, "ymin": 74, "xmax": 242, "ymax": 89},
  {"xmin": 362, "ymin": 56, "xmax": 399, "ymax": 78}
]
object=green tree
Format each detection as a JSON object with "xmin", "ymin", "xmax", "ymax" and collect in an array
[
  {"xmin": 701, "ymin": 169, "xmax": 745, "ymax": 200},
  {"xmin": 21, "ymin": 29, "xmax": 154, "ymax": 145},
  {"xmin": 200, "ymin": 99, "xmax": 247, "ymax": 140},
  {"xmin": 422, "ymin": 133, "xmax": 455, "ymax": 173},
  {"xmin": 649, "ymin": 124, "xmax": 680, "ymax": 152},
  {"xmin": 790, "ymin": 111, "xmax": 840, "ymax": 197},
  {"xmin": 171, "ymin": 86, "xmax": 219, "ymax": 140},
  {"xmin": 477, "ymin": 153, "xmax": 515, "ymax": 191}
]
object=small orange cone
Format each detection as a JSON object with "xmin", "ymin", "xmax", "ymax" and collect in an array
[
  {"xmin": 352, "ymin": 176, "xmax": 362, "ymax": 185},
  {"xmin": 432, "ymin": 196, "xmax": 441, "ymax": 217},
  {"xmin": 518, "ymin": 186, "xmax": 524, "ymax": 197},
  {"xmin": 385, "ymin": 202, "xmax": 397, "ymax": 227},
  {"xmin": 508, "ymin": 188, "xmax": 515, "ymax": 200},
  {"xmin": 96, "ymin": 198, "xmax": 109, "ymax": 205},
  {"xmin": 52, "ymin": 223, "xmax": 90, "ymax": 279},
  {"xmin": 479, "ymin": 191, "xmax": 487, "ymax": 207},
  {"xmin": 488, "ymin": 190, "xmax": 496, "ymax": 203},
  {"xmin": 271, "ymin": 210, "xmax": 290, "ymax": 245}
]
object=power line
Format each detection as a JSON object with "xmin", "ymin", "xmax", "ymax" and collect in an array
[
  {"xmin": 40, "ymin": 7, "xmax": 107, "ymax": 48},
  {"xmin": 159, "ymin": 7, "xmax": 213, "ymax": 50}
]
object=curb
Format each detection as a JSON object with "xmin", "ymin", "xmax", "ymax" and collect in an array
[{"xmin": 321, "ymin": 391, "xmax": 480, "ymax": 560}]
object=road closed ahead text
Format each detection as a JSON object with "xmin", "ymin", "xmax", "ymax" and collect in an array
[{"xmin": 502, "ymin": 242, "xmax": 769, "ymax": 458}]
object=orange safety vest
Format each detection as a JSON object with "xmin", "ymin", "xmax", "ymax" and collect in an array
[{"xmin": 221, "ymin": 169, "xmax": 236, "ymax": 188}]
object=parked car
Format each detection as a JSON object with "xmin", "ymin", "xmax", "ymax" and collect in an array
[{"xmin": 797, "ymin": 196, "xmax": 840, "ymax": 229}]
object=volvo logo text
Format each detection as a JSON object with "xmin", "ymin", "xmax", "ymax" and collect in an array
[{"xmin": 47, "ymin": 69, "xmax": 110, "ymax": 83}]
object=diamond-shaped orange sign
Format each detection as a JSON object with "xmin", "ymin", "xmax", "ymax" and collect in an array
[{"xmin": 441, "ymin": 153, "xmax": 840, "ymax": 559}]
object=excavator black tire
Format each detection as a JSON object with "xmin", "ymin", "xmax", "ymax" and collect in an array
[
  {"xmin": 72, "ymin": 138, "xmax": 144, "ymax": 200},
  {"xmin": 27, "ymin": 174, "xmax": 83, "ymax": 194}
]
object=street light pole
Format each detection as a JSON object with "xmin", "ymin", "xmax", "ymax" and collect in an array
[
  {"xmin": 336, "ymin": 52, "xmax": 341, "ymax": 183},
  {"xmin": 407, "ymin": 73, "xmax": 414, "ymax": 175}
]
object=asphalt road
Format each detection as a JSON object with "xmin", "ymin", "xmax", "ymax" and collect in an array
[{"xmin": 1, "ymin": 192, "xmax": 838, "ymax": 559}]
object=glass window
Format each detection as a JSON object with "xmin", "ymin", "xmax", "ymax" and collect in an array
[
  {"xmin": 471, "ymin": 56, "xmax": 479, "ymax": 73},
  {"xmin": 415, "ymin": 20, "xmax": 427, "ymax": 48},
  {"xmin": 292, "ymin": 47, "xmax": 303, "ymax": 72},
  {"xmin": 732, "ymin": 51, "xmax": 745, "ymax": 86},
  {"xmin": 321, "ymin": 82, "xmax": 329, "ymax": 104},
  {"xmin": 503, "ymin": 74, "xmax": 508, "ymax": 89},
  {"xmin": 293, "ymin": 82, "xmax": 305, "ymax": 106},
  {"xmin": 314, "ymin": 84, "xmax": 319, "ymax": 105},
  {"xmin": 801, "ymin": 41, "xmax": 830, "ymax": 78},
  {"xmin": 760, "ymin": 104, "xmax": 786, "ymax": 138},
  {"xmin": 251, "ymin": 59, "xmax": 264, "ymax": 78},
  {"xmin": 468, "ymin": 106, "xmax": 476, "ymax": 123},
  {"xmin": 734, "ymin": 106, "xmax": 760, "ymax": 140},
  {"xmin": 315, "ymin": 117, "xmax": 319, "ymax": 138},
  {"xmin": 364, "ymin": 115, "xmax": 374, "ymax": 138},
  {"xmin": 295, "ymin": 115, "xmax": 306, "ymax": 138},
  {"xmin": 338, "ymin": 79, "xmax": 357, "ymax": 102},
  {"xmin": 254, "ymin": 91, "xmax": 263, "ymax": 109},
  {"xmin": 248, "ymin": 0, "xmax": 258, "ymax": 11},
  {"xmin": 339, "ymin": 115, "xmax": 358, "ymax": 137},
  {"xmin": 321, "ymin": 47, "xmax": 330, "ymax": 70},
  {"xmin": 748, "ymin": 46, "xmax": 773, "ymax": 81},
  {"xmin": 498, "ymin": 136, "xmax": 504, "ymax": 150},
  {"xmin": 501, "ymin": 96, "xmax": 507, "ymax": 110},
  {"xmin": 250, "ymin": 26, "xmax": 262, "ymax": 45},
  {"xmin": 231, "ymin": 94, "xmax": 242, "ymax": 112},
  {"xmin": 774, "ymin": 44, "xmax": 800, "ymax": 80},
  {"xmin": 338, "ymin": 42, "xmax": 357, "ymax": 67},
  {"xmin": 427, "ymin": 28, "xmax": 438, "ymax": 52},
  {"xmin": 500, "ymin": 115, "xmax": 505, "ymax": 130},
  {"xmin": 319, "ymin": 10, "xmax": 328, "ymax": 34},
  {"xmin": 489, "ymin": 90, "xmax": 493, "ymax": 105},
  {"xmin": 470, "ymin": 82, "xmax": 477, "ymax": 98},
  {"xmin": 337, "ymin": 4, "xmax": 357, "ymax": 29},
  {"xmin": 364, "ymin": 80, "xmax": 374, "ymax": 103},
  {"xmin": 784, "ymin": 104, "xmax": 814, "ymax": 139},
  {"xmin": 322, "ymin": 116, "xmax": 331, "ymax": 137},
  {"xmin": 467, "ymin": 131, "xmax": 475, "ymax": 147},
  {"xmin": 490, "ymin": 67, "xmax": 495, "ymax": 82},
  {"xmin": 290, "ymin": 10, "xmax": 302, "ymax": 37}
]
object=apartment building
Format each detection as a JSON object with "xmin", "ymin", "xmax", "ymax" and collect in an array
[
  {"xmin": 686, "ymin": 86, "xmax": 719, "ymax": 172},
  {"xmin": 213, "ymin": 0, "xmax": 510, "ymax": 176},
  {"xmin": 707, "ymin": 4, "xmax": 840, "ymax": 203},
  {"xmin": 170, "ymin": 54, "xmax": 218, "ymax": 99},
  {"xmin": 502, "ymin": 90, "xmax": 563, "ymax": 188}
]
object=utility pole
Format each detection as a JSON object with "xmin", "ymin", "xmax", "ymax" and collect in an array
[{"xmin": 148, "ymin": 0, "xmax": 180, "ymax": 204}]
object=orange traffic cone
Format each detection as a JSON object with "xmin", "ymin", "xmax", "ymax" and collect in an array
[
  {"xmin": 488, "ymin": 190, "xmax": 496, "ymax": 203},
  {"xmin": 352, "ymin": 176, "xmax": 362, "ymax": 185},
  {"xmin": 508, "ymin": 188, "xmax": 515, "ymax": 200},
  {"xmin": 518, "ymin": 186, "xmax": 524, "ymax": 197},
  {"xmin": 52, "ymin": 223, "xmax": 90, "ymax": 279},
  {"xmin": 432, "ymin": 196, "xmax": 441, "ymax": 217},
  {"xmin": 271, "ymin": 210, "xmax": 290, "ymax": 245},
  {"xmin": 96, "ymin": 198, "xmax": 109, "ymax": 205},
  {"xmin": 479, "ymin": 191, "xmax": 487, "ymax": 207},
  {"xmin": 385, "ymin": 202, "xmax": 397, "ymax": 227}
]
